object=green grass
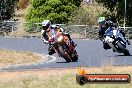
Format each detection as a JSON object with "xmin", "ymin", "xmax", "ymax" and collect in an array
[
  {"xmin": 0, "ymin": 67, "xmax": 132, "ymax": 88},
  {"xmin": 0, "ymin": 73, "xmax": 131, "ymax": 88}
]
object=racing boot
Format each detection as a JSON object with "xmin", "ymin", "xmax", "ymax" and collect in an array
[
  {"xmin": 103, "ymin": 42, "xmax": 111, "ymax": 50},
  {"xmin": 48, "ymin": 49, "xmax": 55, "ymax": 55},
  {"xmin": 48, "ymin": 46, "xmax": 55, "ymax": 55}
]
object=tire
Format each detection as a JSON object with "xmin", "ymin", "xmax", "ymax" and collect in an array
[
  {"xmin": 117, "ymin": 42, "xmax": 130, "ymax": 56},
  {"xmin": 72, "ymin": 51, "xmax": 78, "ymax": 62},
  {"xmin": 58, "ymin": 46, "xmax": 71, "ymax": 62},
  {"xmin": 124, "ymin": 50, "xmax": 130, "ymax": 56},
  {"xmin": 72, "ymin": 55, "xmax": 78, "ymax": 62},
  {"xmin": 76, "ymin": 75, "xmax": 87, "ymax": 85}
]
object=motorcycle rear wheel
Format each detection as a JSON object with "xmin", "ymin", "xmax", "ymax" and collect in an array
[
  {"xmin": 117, "ymin": 42, "xmax": 130, "ymax": 56},
  {"xmin": 72, "ymin": 51, "xmax": 78, "ymax": 62},
  {"xmin": 72, "ymin": 56, "xmax": 78, "ymax": 62}
]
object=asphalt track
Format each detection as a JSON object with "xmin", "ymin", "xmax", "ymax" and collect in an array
[{"xmin": 0, "ymin": 37, "xmax": 132, "ymax": 71}]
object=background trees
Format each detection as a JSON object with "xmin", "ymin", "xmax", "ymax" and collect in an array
[
  {"xmin": 0, "ymin": 0, "xmax": 18, "ymax": 21},
  {"xmin": 25, "ymin": 0, "xmax": 82, "ymax": 24},
  {"xmin": 1, "ymin": 0, "xmax": 132, "ymax": 26},
  {"xmin": 96, "ymin": 0, "xmax": 132, "ymax": 26}
]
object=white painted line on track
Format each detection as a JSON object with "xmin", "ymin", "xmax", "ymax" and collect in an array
[{"xmin": 45, "ymin": 55, "xmax": 57, "ymax": 63}]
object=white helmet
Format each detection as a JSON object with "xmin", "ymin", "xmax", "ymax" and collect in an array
[
  {"xmin": 42, "ymin": 20, "xmax": 51, "ymax": 30},
  {"xmin": 42, "ymin": 20, "xmax": 51, "ymax": 26}
]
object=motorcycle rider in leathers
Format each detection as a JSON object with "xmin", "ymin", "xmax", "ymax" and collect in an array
[
  {"xmin": 41, "ymin": 20, "xmax": 76, "ymax": 55},
  {"xmin": 98, "ymin": 17, "xmax": 130, "ymax": 50}
]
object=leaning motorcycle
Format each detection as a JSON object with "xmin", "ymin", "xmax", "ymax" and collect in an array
[
  {"xmin": 104, "ymin": 28, "xmax": 130, "ymax": 56},
  {"xmin": 49, "ymin": 32, "xmax": 78, "ymax": 62}
]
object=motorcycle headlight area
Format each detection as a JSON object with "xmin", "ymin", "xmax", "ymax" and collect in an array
[
  {"xmin": 108, "ymin": 38, "xmax": 114, "ymax": 42},
  {"xmin": 105, "ymin": 36, "xmax": 114, "ymax": 43},
  {"xmin": 57, "ymin": 35, "xmax": 63, "ymax": 42}
]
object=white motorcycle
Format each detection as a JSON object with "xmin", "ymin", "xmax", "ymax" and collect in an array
[{"xmin": 104, "ymin": 27, "xmax": 130, "ymax": 56}]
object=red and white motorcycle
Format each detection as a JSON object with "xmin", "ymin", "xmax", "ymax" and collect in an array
[{"xmin": 49, "ymin": 32, "xmax": 78, "ymax": 62}]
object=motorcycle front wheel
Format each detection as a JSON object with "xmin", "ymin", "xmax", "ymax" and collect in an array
[{"xmin": 58, "ymin": 46, "xmax": 71, "ymax": 62}]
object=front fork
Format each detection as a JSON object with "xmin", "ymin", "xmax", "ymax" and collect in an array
[
  {"xmin": 50, "ymin": 44, "xmax": 60, "ymax": 56},
  {"xmin": 54, "ymin": 44, "xmax": 70, "ymax": 58},
  {"xmin": 63, "ymin": 44, "xmax": 75, "ymax": 61}
]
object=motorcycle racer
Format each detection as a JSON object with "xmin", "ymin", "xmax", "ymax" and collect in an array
[
  {"xmin": 41, "ymin": 20, "xmax": 76, "ymax": 55},
  {"xmin": 98, "ymin": 17, "xmax": 130, "ymax": 50}
]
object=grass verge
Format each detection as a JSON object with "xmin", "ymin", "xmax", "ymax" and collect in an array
[
  {"xmin": 0, "ymin": 49, "xmax": 41, "ymax": 67},
  {"xmin": 0, "ymin": 66, "xmax": 132, "ymax": 88}
]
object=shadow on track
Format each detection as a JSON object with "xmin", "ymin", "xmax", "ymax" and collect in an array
[
  {"xmin": 115, "ymin": 55, "xmax": 132, "ymax": 57},
  {"xmin": 56, "ymin": 61, "xmax": 78, "ymax": 63}
]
